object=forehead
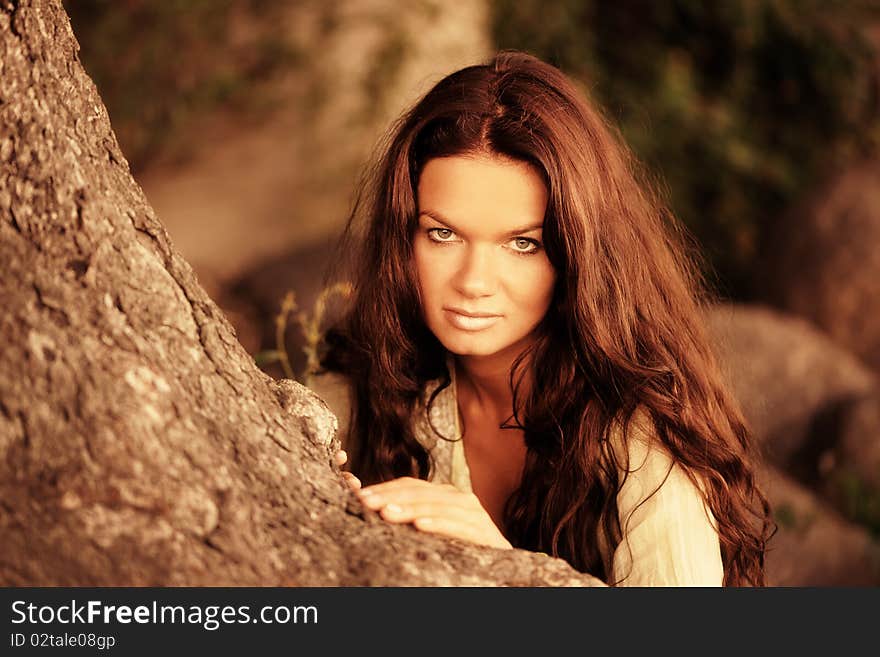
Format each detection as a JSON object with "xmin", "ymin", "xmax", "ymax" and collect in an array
[{"xmin": 416, "ymin": 155, "xmax": 548, "ymax": 232}]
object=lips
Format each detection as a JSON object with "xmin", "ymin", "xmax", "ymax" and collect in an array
[
  {"xmin": 446, "ymin": 307, "xmax": 502, "ymax": 318},
  {"xmin": 443, "ymin": 308, "xmax": 502, "ymax": 332}
]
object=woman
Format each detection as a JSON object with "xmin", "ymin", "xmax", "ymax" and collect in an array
[{"xmin": 309, "ymin": 50, "xmax": 773, "ymax": 586}]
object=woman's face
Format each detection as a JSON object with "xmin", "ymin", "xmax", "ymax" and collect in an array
[{"xmin": 413, "ymin": 153, "xmax": 556, "ymax": 366}]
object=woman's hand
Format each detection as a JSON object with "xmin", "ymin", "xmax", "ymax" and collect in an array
[
  {"xmin": 335, "ymin": 450, "xmax": 361, "ymax": 490},
  {"xmin": 355, "ymin": 476, "xmax": 513, "ymax": 550}
]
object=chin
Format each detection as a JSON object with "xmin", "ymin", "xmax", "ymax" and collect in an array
[
  {"xmin": 434, "ymin": 333, "xmax": 521, "ymax": 359},
  {"xmin": 447, "ymin": 345, "xmax": 501, "ymax": 358}
]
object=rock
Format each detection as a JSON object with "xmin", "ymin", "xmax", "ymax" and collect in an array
[
  {"xmin": 706, "ymin": 303, "xmax": 880, "ymax": 537},
  {"xmin": 810, "ymin": 394, "xmax": 880, "ymax": 534},
  {"xmin": 705, "ymin": 303, "xmax": 876, "ymax": 465},
  {"xmin": 761, "ymin": 159, "xmax": 880, "ymax": 375},
  {"xmin": 760, "ymin": 465, "xmax": 880, "ymax": 586}
]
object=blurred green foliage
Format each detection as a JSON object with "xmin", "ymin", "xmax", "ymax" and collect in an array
[
  {"xmin": 63, "ymin": 0, "xmax": 302, "ymax": 171},
  {"xmin": 492, "ymin": 0, "xmax": 880, "ymax": 298},
  {"xmin": 833, "ymin": 470, "xmax": 880, "ymax": 537}
]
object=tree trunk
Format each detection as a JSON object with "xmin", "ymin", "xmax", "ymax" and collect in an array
[{"xmin": 0, "ymin": 0, "xmax": 601, "ymax": 586}]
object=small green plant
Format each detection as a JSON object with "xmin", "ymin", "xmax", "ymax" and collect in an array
[
  {"xmin": 830, "ymin": 470, "xmax": 880, "ymax": 538},
  {"xmin": 255, "ymin": 282, "xmax": 353, "ymax": 384},
  {"xmin": 774, "ymin": 503, "xmax": 799, "ymax": 531}
]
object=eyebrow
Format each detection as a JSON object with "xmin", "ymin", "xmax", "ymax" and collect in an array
[{"xmin": 418, "ymin": 209, "xmax": 544, "ymax": 237}]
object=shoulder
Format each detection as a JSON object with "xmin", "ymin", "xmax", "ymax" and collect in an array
[
  {"xmin": 605, "ymin": 407, "xmax": 723, "ymax": 585},
  {"xmin": 606, "ymin": 406, "xmax": 718, "ymax": 537},
  {"xmin": 607, "ymin": 407, "xmax": 669, "ymax": 478}
]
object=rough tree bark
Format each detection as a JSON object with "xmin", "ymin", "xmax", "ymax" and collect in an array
[{"xmin": 0, "ymin": 0, "xmax": 601, "ymax": 586}]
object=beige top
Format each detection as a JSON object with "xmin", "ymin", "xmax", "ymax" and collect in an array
[{"xmin": 307, "ymin": 358, "xmax": 724, "ymax": 587}]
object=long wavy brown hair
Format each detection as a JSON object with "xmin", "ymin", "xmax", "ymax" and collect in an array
[{"xmin": 318, "ymin": 50, "xmax": 773, "ymax": 586}]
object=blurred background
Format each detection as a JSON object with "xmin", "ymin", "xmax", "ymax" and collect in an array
[{"xmin": 63, "ymin": 0, "xmax": 880, "ymax": 585}]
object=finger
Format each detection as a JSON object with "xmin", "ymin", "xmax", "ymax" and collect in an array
[
  {"xmin": 411, "ymin": 516, "xmax": 507, "ymax": 549},
  {"xmin": 377, "ymin": 500, "xmax": 480, "ymax": 526},
  {"xmin": 358, "ymin": 488, "xmax": 476, "ymax": 514},
  {"xmin": 335, "ymin": 450, "xmax": 348, "ymax": 467},
  {"xmin": 359, "ymin": 480, "xmax": 469, "ymax": 509},
  {"xmin": 359, "ymin": 476, "xmax": 440, "ymax": 495},
  {"xmin": 342, "ymin": 471, "xmax": 361, "ymax": 490}
]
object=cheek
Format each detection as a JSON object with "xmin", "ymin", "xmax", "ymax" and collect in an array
[
  {"xmin": 506, "ymin": 262, "xmax": 556, "ymax": 314},
  {"xmin": 413, "ymin": 243, "xmax": 445, "ymax": 302}
]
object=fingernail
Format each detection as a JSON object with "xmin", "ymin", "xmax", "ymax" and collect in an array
[
  {"xmin": 384, "ymin": 503, "xmax": 403, "ymax": 514},
  {"xmin": 358, "ymin": 488, "xmax": 374, "ymax": 497}
]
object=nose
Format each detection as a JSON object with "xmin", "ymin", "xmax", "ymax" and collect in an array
[{"xmin": 452, "ymin": 244, "xmax": 497, "ymax": 298}]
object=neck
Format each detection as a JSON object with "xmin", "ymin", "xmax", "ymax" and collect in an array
[{"xmin": 453, "ymin": 351, "xmax": 533, "ymax": 425}]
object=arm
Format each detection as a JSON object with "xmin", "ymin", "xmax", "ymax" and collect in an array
[
  {"xmin": 342, "ymin": 431, "xmax": 724, "ymax": 583},
  {"xmin": 330, "ymin": 387, "xmax": 722, "ymax": 585}
]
